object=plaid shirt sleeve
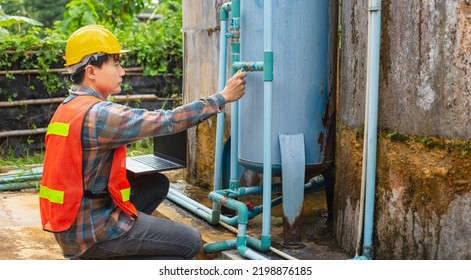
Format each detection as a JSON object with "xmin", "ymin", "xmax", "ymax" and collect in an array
[{"xmin": 86, "ymin": 93, "xmax": 226, "ymax": 149}]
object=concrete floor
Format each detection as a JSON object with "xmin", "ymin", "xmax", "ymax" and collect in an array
[{"xmin": 0, "ymin": 178, "xmax": 349, "ymax": 260}]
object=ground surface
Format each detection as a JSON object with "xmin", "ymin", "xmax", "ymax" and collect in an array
[{"xmin": 0, "ymin": 178, "xmax": 349, "ymax": 260}]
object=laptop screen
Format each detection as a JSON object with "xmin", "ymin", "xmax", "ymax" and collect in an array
[
  {"xmin": 126, "ymin": 130, "xmax": 188, "ymax": 175},
  {"xmin": 153, "ymin": 130, "xmax": 187, "ymax": 165}
]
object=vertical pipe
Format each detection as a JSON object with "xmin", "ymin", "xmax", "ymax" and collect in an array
[
  {"xmin": 261, "ymin": 0, "xmax": 273, "ymax": 251},
  {"xmin": 214, "ymin": 7, "xmax": 230, "ymax": 193},
  {"xmin": 229, "ymin": 0, "xmax": 241, "ymax": 191},
  {"xmin": 212, "ymin": 4, "xmax": 231, "ymax": 224},
  {"xmin": 355, "ymin": 0, "xmax": 382, "ymax": 260},
  {"xmin": 356, "ymin": 6, "xmax": 371, "ymax": 259}
]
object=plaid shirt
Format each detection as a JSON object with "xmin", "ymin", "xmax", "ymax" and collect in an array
[{"xmin": 53, "ymin": 86, "xmax": 225, "ymax": 258}]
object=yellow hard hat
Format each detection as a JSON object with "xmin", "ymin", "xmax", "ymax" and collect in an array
[{"xmin": 64, "ymin": 25, "xmax": 129, "ymax": 67}]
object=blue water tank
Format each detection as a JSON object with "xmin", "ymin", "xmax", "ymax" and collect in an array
[{"xmin": 238, "ymin": 0, "xmax": 336, "ymax": 175}]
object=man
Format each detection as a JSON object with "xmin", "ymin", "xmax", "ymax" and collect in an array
[{"xmin": 39, "ymin": 25, "xmax": 247, "ymax": 260}]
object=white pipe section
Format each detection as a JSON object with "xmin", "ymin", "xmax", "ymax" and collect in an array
[
  {"xmin": 354, "ymin": 0, "xmax": 382, "ymax": 260},
  {"xmin": 214, "ymin": 19, "xmax": 229, "ymax": 192}
]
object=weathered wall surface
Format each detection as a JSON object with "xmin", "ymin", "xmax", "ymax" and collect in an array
[
  {"xmin": 182, "ymin": 0, "xmax": 229, "ymax": 186},
  {"xmin": 336, "ymin": 0, "xmax": 471, "ymax": 259},
  {"xmin": 340, "ymin": 0, "xmax": 471, "ymax": 139}
]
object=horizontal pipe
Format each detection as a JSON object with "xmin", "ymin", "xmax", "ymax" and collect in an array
[
  {"xmin": 166, "ymin": 192, "xmax": 215, "ymax": 223},
  {"xmin": 0, "ymin": 94, "xmax": 179, "ymax": 108},
  {"xmin": 168, "ymin": 188, "xmax": 213, "ymax": 212},
  {"xmin": 0, "ymin": 181, "xmax": 39, "ymax": 191},
  {"xmin": 232, "ymin": 61, "xmax": 264, "ymax": 72},
  {"xmin": 0, "ymin": 67, "xmax": 151, "ymax": 76},
  {"xmin": 238, "ymin": 245, "xmax": 268, "ymax": 260},
  {"xmin": 0, "ymin": 128, "xmax": 47, "ymax": 137},
  {"xmin": 203, "ymin": 239, "xmax": 236, "ymax": 253},
  {"xmin": 0, "ymin": 173, "xmax": 42, "ymax": 183},
  {"xmin": 217, "ymin": 221, "xmax": 297, "ymax": 260}
]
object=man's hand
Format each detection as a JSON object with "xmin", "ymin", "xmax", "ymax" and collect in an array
[{"xmin": 221, "ymin": 71, "xmax": 248, "ymax": 103}]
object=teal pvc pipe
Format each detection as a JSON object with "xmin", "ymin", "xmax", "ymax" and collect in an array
[
  {"xmin": 220, "ymin": 2, "xmax": 231, "ymax": 21},
  {"xmin": 203, "ymin": 239, "xmax": 236, "ymax": 253},
  {"xmin": 260, "ymin": 0, "xmax": 274, "ymax": 252},
  {"xmin": 210, "ymin": 13, "xmax": 231, "ymax": 225},
  {"xmin": 208, "ymin": 191, "xmax": 246, "ymax": 223},
  {"xmin": 229, "ymin": 0, "xmax": 241, "ymax": 191},
  {"xmin": 207, "ymin": 190, "xmax": 268, "ymax": 259},
  {"xmin": 0, "ymin": 181, "xmax": 39, "ymax": 191},
  {"xmin": 214, "ymin": 19, "xmax": 229, "ymax": 193},
  {"xmin": 232, "ymin": 61, "xmax": 264, "ymax": 72},
  {"xmin": 167, "ymin": 189, "xmax": 212, "ymax": 212},
  {"xmin": 238, "ymin": 245, "xmax": 268, "ymax": 260},
  {"xmin": 354, "ymin": 0, "xmax": 382, "ymax": 260},
  {"xmin": 166, "ymin": 192, "xmax": 214, "ymax": 222},
  {"xmin": 0, "ymin": 173, "xmax": 42, "ymax": 183}
]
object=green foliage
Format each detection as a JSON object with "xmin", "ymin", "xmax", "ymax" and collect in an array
[
  {"xmin": 126, "ymin": 138, "xmax": 154, "ymax": 157},
  {"xmin": 58, "ymin": 0, "xmax": 183, "ymax": 79},
  {"xmin": 0, "ymin": 27, "xmax": 68, "ymax": 93},
  {"xmin": 117, "ymin": 0, "xmax": 183, "ymax": 99},
  {"xmin": 58, "ymin": 0, "xmax": 151, "ymax": 34},
  {"xmin": 23, "ymin": 0, "xmax": 70, "ymax": 27},
  {"xmin": 0, "ymin": 140, "xmax": 44, "ymax": 167},
  {"xmin": 117, "ymin": 1, "xmax": 183, "ymax": 78},
  {"xmin": 0, "ymin": 15, "xmax": 43, "ymax": 27},
  {"xmin": 0, "ymin": 0, "xmax": 183, "ymax": 98},
  {"xmin": 0, "ymin": 3, "xmax": 43, "ymax": 35},
  {"xmin": 0, "ymin": 0, "xmax": 183, "ymax": 161}
]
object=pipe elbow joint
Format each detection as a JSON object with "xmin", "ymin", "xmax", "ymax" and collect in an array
[{"xmin": 220, "ymin": 2, "xmax": 232, "ymax": 21}]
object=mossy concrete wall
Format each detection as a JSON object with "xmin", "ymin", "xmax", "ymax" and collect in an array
[
  {"xmin": 336, "ymin": 0, "xmax": 471, "ymax": 259},
  {"xmin": 182, "ymin": 0, "xmax": 229, "ymax": 187}
]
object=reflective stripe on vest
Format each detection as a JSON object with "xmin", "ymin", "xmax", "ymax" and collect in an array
[
  {"xmin": 39, "ymin": 185, "xmax": 64, "ymax": 204},
  {"xmin": 46, "ymin": 122, "xmax": 70, "ymax": 137},
  {"xmin": 121, "ymin": 188, "xmax": 131, "ymax": 202}
]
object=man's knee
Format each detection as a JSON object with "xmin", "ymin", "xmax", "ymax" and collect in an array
[{"xmin": 186, "ymin": 229, "xmax": 203, "ymax": 259}]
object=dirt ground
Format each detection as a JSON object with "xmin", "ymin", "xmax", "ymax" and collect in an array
[
  {"xmin": 0, "ymin": 179, "xmax": 349, "ymax": 260},
  {"xmin": 0, "ymin": 189, "xmax": 64, "ymax": 260}
]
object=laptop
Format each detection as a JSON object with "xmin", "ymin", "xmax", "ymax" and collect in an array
[{"xmin": 126, "ymin": 130, "xmax": 187, "ymax": 175}]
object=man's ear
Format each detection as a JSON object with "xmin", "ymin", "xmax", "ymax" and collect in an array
[{"xmin": 85, "ymin": 65, "xmax": 96, "ymax": 79}]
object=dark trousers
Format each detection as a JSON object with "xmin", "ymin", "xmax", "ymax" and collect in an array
[{"xmin": 79, "ymin": 172, "xmax": 202, "ymax": 260}]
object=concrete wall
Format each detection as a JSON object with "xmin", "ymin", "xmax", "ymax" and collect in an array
[
  {"xmin": 336, "ymin": 0, "xmax": 471, "ymax": 259},
  {"xmin": 182, "ymin": 0, "xmax": 229, "ymax": 186},
  {"xmin": 340, "ymin": 0, "xmax": 470, "ymax": 139}
]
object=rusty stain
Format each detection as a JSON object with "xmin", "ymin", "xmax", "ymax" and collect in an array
[
  {"xmin": 282, "ymin": 211, "xmax": 305, "ymax": 249},
  {"xmin": 219, "ymin": 196, "xmax": 228, "ymax": 206}
]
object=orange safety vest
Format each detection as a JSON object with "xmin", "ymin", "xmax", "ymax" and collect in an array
[{"xmin": 39, "ymin": 95, "xmax": 137, "ymax": 232}]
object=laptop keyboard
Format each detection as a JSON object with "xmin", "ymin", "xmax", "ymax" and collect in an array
[{"xmin": 131, "ymin": 155, "xmax": 181, "ymax": 170}]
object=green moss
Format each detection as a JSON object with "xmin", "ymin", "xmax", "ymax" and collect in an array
[
  {"xmin": 383, "ymin": 130, "xmax": 470, "ymax": 156},
  {"xmin": 454, "ymin": 141, "xmax": 471, "ymax": 156},
  {"xmin": 386, "ymin": 131, "xmax": 410, "ymax": 142},
  {"xmin": 416, "ymin": 137, "xmax": 445, "ymax": 149}
]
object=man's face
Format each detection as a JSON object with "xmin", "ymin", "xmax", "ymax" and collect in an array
[{"xmin": 88, "ymin": 56, "xmax": 125, "ymax": 99}]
